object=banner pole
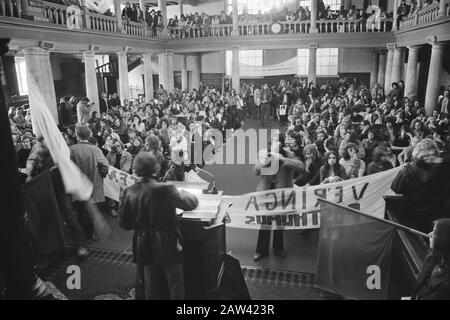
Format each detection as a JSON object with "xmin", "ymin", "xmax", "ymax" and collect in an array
[{"xmin": 318, "ymin": 198, "xmax": 430, "ymax": 239}]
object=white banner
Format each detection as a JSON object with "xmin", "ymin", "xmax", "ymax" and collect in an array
[
  {"xmin": 104, "ymin": 165, "xmax": 401, "ymax": 230},
  {"xmin": 240, "ymin": 57, "xmax": 298, "ymax": 77},
  {"xmin": 224, "ymin": 166, "xmax": 402, "ymax": 230}
]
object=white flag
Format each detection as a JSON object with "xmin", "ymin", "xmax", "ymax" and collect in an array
[{"xmin": 28, "ymin": 76, "xmax": 93, "ymax": 201}]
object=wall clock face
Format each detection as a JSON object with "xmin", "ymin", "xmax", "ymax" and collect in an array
[{"xmin": 271, "ymin": 23, "xmax": 281, "ymax": 34}]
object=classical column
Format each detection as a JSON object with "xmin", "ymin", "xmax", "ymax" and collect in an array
[
  {"xmin": 192, "ymin": 54, "xmax": 201, "ymax": 91},
  {"xmin": 158, "ymin": 51, "xmax": 174, "ymax": 92},
  {"xmin": 231, "ymin": 0, "xmax": 239, "ymax": 36},
  {"xmin": 310, "ymin": 0, "xmax": 318, "ymax": 33},
  {"xmin": 377, "ymin": 50, "xmax": 387, "ymax": 88},
  {"xmin": 142, "ymin": 53, "xmax": 154, "ymax": 102},
  {"xmin": 404, "ymin": 45, "xmax": 421, "ymax": 99},
  {"xmin": 179, "ymin": 0, "xmax": 184, "ymax": 16},
  {"xmin": 83, "ymin": 52, "xmax": 99, "ymax": 114},
  {"xmin": 370, "ymin": 51, "xmax": 379, "ymax": 89},
  {"xmin": 23, "ymin": 48, "xmax": 58, "ymax": 130},
  {"xmin": 417, "ymin": 0, "xmax": 423, "ymax": 9},
  {"xmin": 344, "ymin": 0, "xmax": 352, "ymax": 10},
  {"xmin": 424, "ymin": 41, "xmax": 445, "ymax": 115},
  {"xmin": 384, "ymin": 44, "xmax": 395, "ymax": 94},
  {"xmin": 180, "ymin": 54, "xmax": 188, "ymax": 91},
  {"xmin": 223, "ymin": 0, "xmax": 228, "ymax": 12},
  {"xmin": 391, "ymin": 47, "xmax": 404, "ymax": 84},
  {"xmin": 117, "ymin": 51, "xmax": 130, "ymax": 104},
  {"xmin": 158, "ymin": 0, "xmax": 168, "ymax": 37},
  {"xmin": 231, "ymin": 45, "xmax": 240, "ymax": 92},
  {"xmin": 393, "ymin": 0, "xmax": 399, "ymax": 30},
  {"xmin": 308, "ymin": 45, "xmax": 317, "ymax": 86},
  {"xmin": 439, "ymin": 0, "xmax": 447, "ymax": 17},
  {"xmin": 113, "ymin": 0, "xmax": 123, "ymax": 32}
]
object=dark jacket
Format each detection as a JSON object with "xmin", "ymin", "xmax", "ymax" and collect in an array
[
  {"xmin": 412, "ymin": 255, "xmax": 450, "ymax": 300},
  {"xmin": 118, "ymin": 178, "xmax": 198, "ymax": 267}
]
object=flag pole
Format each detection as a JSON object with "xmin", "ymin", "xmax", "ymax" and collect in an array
[{"xmin": 318, "ymin": 198, "xmax": 430, "ymax": 239}]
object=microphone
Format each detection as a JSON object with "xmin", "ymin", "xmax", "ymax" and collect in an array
[{"xmin": 194, "ymin": 166, "xmax": 218, "ymax": 194}]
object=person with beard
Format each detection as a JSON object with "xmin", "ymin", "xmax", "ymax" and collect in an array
[
  {"xmin": 253, "ymin": 133, "xmax": 304, "ymax": 261},
  {"xmin": 391, "ymin": 139, "xmax": 450, "ymax": 232}
]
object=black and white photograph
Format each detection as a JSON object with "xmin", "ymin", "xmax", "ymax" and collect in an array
[{"xmin": 0, "ymin": 0, "xmax": 450, "ymax": 308}]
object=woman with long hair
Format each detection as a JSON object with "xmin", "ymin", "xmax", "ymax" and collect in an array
[
  {"xmin": 319, "ymin": 150, "xmax": 347, "ymax": 184},
  {"xmin": 295, "ymin": 144, "xmax": 321, "ymax": 186},
  {"xmin": 412, "ymin": 219, "xmax": 450, "ymax": 300}
]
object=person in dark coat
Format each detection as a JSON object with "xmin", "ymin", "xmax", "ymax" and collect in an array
[
  {"xmin": 253, "ymin": 133, "xmax": 304, "ymax": 261},
  {"xmin": 58, "ymin": 97, "xmax": 74, "ymax": 127},
  {"xmin": 118, "ymin": 152, "xmax": 198, "ymax": 300},
  {"xmin": 391, "ymin": 139, "xmax": 450, "ymax": 232},
  {"xmin": 412, "ymin": 218, "xmax": 450, "ymax": 300},
  {"xmin": 99, "ymin": 92, "xmax": 110, "ymax": 114},
  {"xmin": 367, "ymin": 146, "xmax": 393, "ymax": 175}
]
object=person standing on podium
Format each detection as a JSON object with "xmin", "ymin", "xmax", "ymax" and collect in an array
[
  {"xmin": 253, "ymin": 133, "xmax": 304, "ymax": 261},
  {"xmin": 118, "ymin": 152, "xmax": 198, "ymax": 300}
]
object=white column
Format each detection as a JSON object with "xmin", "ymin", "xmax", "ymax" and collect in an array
[
  {"xmin": 393, "ymin": 0, "xmax": 399, "ymax": 30},
  {"xmin": 179, "ymin": 0, "xmax": 184, "ymax": 16},
  {"xmin": 113, "ymin": 0, "xmax": 123, "ymax": 32},
  {"xmin": 117, "ymin": 51, "xmax": 130, "ymax": 104},
  {"xmin": 83, "ymin": 52, "xmax": 100, "ymax": 114},
  {"xmin": 231, "ymin": 0, "xmax": 239, "ymax": 36},
  {"xmin": 344, "ymin": 0, "xmax": 352, "ymax": 10},
  {"xmin": 384, "ymin": 45, "xmax": 395, "ymax": 94},
  {"xmin": 231, "ymin": 45, "xmax": 240, "ymax": 92},
  {"xmin": 158, "ymin": 0, "xmax": 168, "ymax": 37},
  {"xmin": 139, "ymin": 0, "xmax": 145, "ymax": 12},
  {"xmin": 310, "ymin": 0, "xmax": 318, "ymax": 33},
  {"xmin": 377, "ymin": 50, "xmax": 387, "ymax": 89},
  {"xmin": 417, "ymin": 0, "xmax": 423, "ymax": 9},
  {"xmin": 158, "ymin": 51, "xmax": 174, "ymax": 92},
  {"xmin": 223, "ymin": 0, "xmax": 228, "ymax": 12},
  {"xmin": 405, "ymin": 45, "xmax": 420, "ymax": 99},
  {"xmin": 370, "ymin": 51, "xmax": 379, "ymax": 90},
  {"xmin": 308, "ymin": 45, "xmax": 317, "ymax": 86},
  {"xmin": 192, "ymin": 54, "xmax": 201, "ymax": 91},
  {"xmin": 425, "ymin": 42, "xmax": 445, "ymax": 116},
  {"xmin": 391, "ymin": 47, "xmax": 404, "ymax": 84},
  {"xmin": 180, "ymin": 54, "xmax": 188, "ymax": 91},
  {"xmin": 23, "ymin": 48, "xmax": 58, "ymax": 131},
  {"xmin": 142, "ymin": 53, "xmax": 154, "ymax": 103},
  {"xmin": 439, "ymin": 0, "xmax": 447, "ymax": 17}
]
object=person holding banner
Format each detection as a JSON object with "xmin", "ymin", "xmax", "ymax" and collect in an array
[
  {"xmin": 253, "ymin": 133, "xmax": 304, "ymax": 261},
  {"xmin": 411, "ymin": 218, "xmax": 450, "ymax": 300},
  {"xmin": 118, "ymin": 152, "xmax": 198, "ymax": 300}
]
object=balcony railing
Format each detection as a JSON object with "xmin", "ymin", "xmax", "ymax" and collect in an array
[
  {"xmin": 168, "ymin": 18, "xmax": 393, "ymax": 39},
  {"xmin": 399, "ymin": 2, "xmax": 450, "ymax": 30},
  {"xmin": 84, "ymin": 10, "xmax": 118, "ymax": 33}
]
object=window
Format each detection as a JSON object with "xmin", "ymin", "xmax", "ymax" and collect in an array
[
  {"xmin": 297, "ymin": 48, "xmax": 339, "ymax": 76},
  {"xmin": 15, "ymin": 57, "xmax": 28, "ymax": 96},
  {"xmin": 317, "ymin": 48, "xmax": 338, "ymax": 75},
  {"xmin": 299, "ymin": 0, "xmax": 342, "ymax": 10},
  {"xmin": 226, "ymin": 50, "xmax": 263, "ymax": 76}
]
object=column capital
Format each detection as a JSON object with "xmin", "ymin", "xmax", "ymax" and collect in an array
[
  {"xmin": 142, "ymin": 52, "xmax": 155, "ymax": 59},
  {"xmin": 117, "ymin": 51, "xmax": 128, "ymax": 57},
  {"xmin": 231, "ymin": 44, "xmax": 239, "ymax": 50},
  {"xmin": 82, "ymin": 51, "xmax": 96, "ymax": 58},
  {"xmin": 428, "ymin": 36, "xmax": 444, "ymax": 49},
  {"xmin": 386, "ymin": 43, "xmax": 396, "ymax": 51},
  {"xmin": 22, "ymin": 47, "xmax": 51, "ymax": 56},
  {"xmin": 309, "ymin": 43, "xmax": 318, "ymax": 50},
  {"xmin": 407, "ymin": 45, "xmax": 421, "ymax": 51}
]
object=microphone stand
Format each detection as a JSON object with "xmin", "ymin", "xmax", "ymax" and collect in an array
[{"xmin": 194, "ymin": 166, "xmax": 218, "ymax": 194}]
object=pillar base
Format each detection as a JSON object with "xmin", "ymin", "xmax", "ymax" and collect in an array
[
  {"xmin": 231, "ymin": 30, "xmax": 239, "ymax": 36},
  {"xmin": 310, "ymin": 27, "xmax": 318, "ymax": 34}
]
